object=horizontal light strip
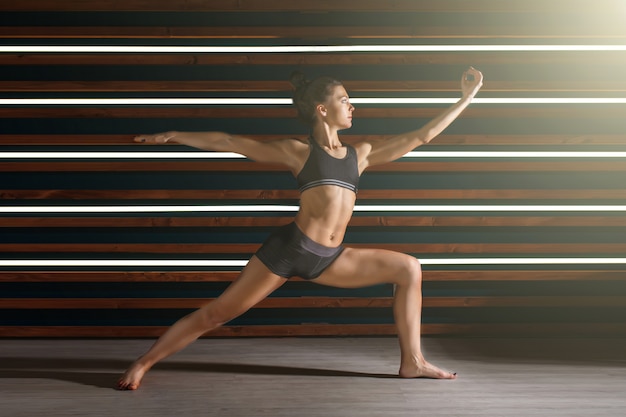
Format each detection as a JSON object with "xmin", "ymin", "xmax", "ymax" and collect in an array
[
  {"xmin": 3, "ymin": 152, "xmax": 626, "ymax": 159},
  {"xmin": 403, "ymin": 152, "xmax": 626, "ymax": 158},
  {"xmin": 1, "ymin": 98, "xmax": 626, "ymax": 105},
  {"xmin": 0, "ymin": 98, "xmax": 292, "ymax": 105},
  {"xmin": 1, "ymin": 45, "xmax": 626, "ymax": 53},
  {"xmin": 358, "ymin": 98, "xmax": 626, "ymax": 105},
  {"xmin": 1, "ymin": 258, "xmax": 626, "ymax": 267},
  {"xmin": 2, "ymin": 205, "xmax": 626, "ymax": 213},
  {"xmin": 0, "ymin": 152, "xmax": 246, "ymax": 159}
]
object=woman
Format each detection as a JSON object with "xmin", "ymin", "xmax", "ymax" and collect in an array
[{"xmin": 117, "ymin": 67, "xmax": 484, "ymax": 390}]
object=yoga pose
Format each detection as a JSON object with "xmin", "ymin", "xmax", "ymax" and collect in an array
[{"xmin": 117, "ymin": 66, "xmax": 483, "ymax": 390}]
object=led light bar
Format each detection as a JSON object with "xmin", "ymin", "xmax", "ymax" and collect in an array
[
  {"xmin": 1, "ymin": 258, "xmax": 626, "ymax": 267},
  {"xmin": 2, "ymin": 151, "xmax": 626, "ymax": 159},
  {"xmin": 0, "ymin": 152, "xmax": 246, "ymax": 159},
  {"xmin": 357, "ymin": 98, "xmax": 626, "ymax": 105},
  {"xmin": 2, "ymin": 45, "xmax": 626, "ymax": 53},
  {"xmin": 0, "ymin": 205, "xmax": 300, "ymax": 213},
  {"xmin": 1, "ymin": 98, "xmax": 626, "ymax": 105},
  {"xmin": 403, "ymin": 152, "xmax": 626, "ymax": 158},
  {"xmin": 0, "ymin": 98, "xmax": 292, "ymax": 105},
  {"xmin": 2, "ymin": 205, "xmax": 626, "ymax": 213}
]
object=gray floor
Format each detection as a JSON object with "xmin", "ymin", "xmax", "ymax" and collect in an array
[{"xmin": 1, "ymin": 337, "xmax": 625, "ymax": 417}]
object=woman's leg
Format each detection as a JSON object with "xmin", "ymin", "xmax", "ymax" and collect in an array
[
  {"xmin": 313, "ymin": 247, "xmax": 455, "ymax": 379},
  {"xmin": 117, "ymin": 256, "xmax": 287, "ymax": 390}
]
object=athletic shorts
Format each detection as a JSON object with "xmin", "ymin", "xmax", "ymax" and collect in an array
[{"xmin": 255, "ymin": 222, "xmax": 345, "ymax": 280}]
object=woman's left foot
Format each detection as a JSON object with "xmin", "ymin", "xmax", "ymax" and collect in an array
[{"xmin": 399, "ymin": 360, "xmax": 456, "ymax": 379}]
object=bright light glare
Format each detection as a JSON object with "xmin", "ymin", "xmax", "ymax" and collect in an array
[
  {"xmin": 0, "ymin": 152, "xmax": 246, "ymax": 159},
  {"xmin": 1, "ymin": 45, "xmax": 626, "ymax": 53},
  {"xmin": 1, "ymin": 98, "xmax": 626, "ymax": 105}
]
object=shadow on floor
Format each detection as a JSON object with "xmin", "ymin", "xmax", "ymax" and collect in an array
[{"xmin": 0, "ymin": 357, "xmax": 397, "ymax": 389}]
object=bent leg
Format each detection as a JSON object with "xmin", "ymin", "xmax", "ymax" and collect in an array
[
  {"xmin": 313, "ymin": 247, "xmax": 455, "ymax": 379},
  {"xmin": 117, "ymin": 256, "xmax": 287, "ymax": 390}
]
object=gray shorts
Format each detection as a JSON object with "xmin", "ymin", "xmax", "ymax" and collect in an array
[{"xmin": 255, "ymin": 222, "xmax": 344, "ymax": 280}]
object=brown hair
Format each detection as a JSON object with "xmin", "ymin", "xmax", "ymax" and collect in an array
[{"xmin": 289, "ymin": 71, "xmax": 343, "ymax": 127}]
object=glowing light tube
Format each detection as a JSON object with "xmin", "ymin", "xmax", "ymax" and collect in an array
[
  {"xmin": 1, "ymin": 98, "xmax": 626, "ymax": 105},
  {"xmin": 1, "ymin": 45, "xmax": 626, "ymax": 53}
]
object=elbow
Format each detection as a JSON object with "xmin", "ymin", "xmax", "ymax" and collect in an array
[
  {"xmin": 421, "ymin": 128, "xmax": 441, "ymax": 144},
  {"xmin": 213, "ymin": 132, "xmax": 235, "ymax": 150}
]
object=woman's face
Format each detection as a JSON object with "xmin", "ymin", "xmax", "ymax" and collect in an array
[{"xmin": 319, "ymin": 85, "xmax": 355, "ymax": 129}]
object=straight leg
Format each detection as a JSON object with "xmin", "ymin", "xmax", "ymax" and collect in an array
[{"xmin": 117, "ymin": 256, "xmax": 287, "ymax": 390}]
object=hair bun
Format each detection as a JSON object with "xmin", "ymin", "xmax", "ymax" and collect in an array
[{"xmin": 289, "ymin": 71, "xmax": 309, "ymax": 89}]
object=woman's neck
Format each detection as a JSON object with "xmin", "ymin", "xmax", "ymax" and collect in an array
[{"xmin": 311, "ymin": 125, "xmax": 341, "ymax": 149}]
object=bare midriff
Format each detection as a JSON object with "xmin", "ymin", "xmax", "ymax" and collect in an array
[{"xmin": 294, "ymin": 186, "xmax": 356, "ymax": 247}]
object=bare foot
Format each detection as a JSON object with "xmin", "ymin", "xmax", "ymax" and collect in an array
[
  {"xmin": 116, "ymin": 362, "xmax": 148, "ymax": 390},
  {"xmin": 399, "ymin": 360, "xmax": 457, "ymax": 379}
]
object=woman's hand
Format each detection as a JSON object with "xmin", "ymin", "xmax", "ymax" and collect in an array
[
  {"xmin": 134, "ymin": 131, "xmax": 177, "ymax": 144},
  {"xmin": 461, "ymin": 66, "xmax": 484, "ymax": 100}
]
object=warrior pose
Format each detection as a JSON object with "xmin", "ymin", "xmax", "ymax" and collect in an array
[{"xmin": 117, "ymin": 67, "xmax": 483, "ymax": 390}]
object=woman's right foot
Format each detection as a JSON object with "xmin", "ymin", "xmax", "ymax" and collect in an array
[{"xmin": 116, "ymin": 361, "xmax": 148, "ymax": 390}]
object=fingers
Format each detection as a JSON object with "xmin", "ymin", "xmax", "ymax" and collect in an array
[
  {"xmin": 133, "ymin": 133, "xmax": 171, "ymax": 144},
  {"xmin": 463, "ymin": 66, "xmax": 483, "ymax": 82},
  {"xmin": 470, "ymin": 66, "xmax": 484, "ymax": 84}
]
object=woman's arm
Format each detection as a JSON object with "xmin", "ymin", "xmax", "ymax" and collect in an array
[
  {"xmin": 134, "ymin": 131, "xmax": 303, "ymax": 167},
  {"xmin": 361, "ymin": 67, "xmax": 483, "ymax": 168}
]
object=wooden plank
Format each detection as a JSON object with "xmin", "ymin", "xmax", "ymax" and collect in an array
[
  {"xmin": 2, "ymin": 322, "xmax": 626, "ymax": 338},
  {"xmin": 0, "ymin": 217, "xmax": 294, "ymax": 228},
  {"xmin": 1, "ymin": 106, "xmax": 624, "ymax": 119},
  {"xmin": 0, "ymin": 107, "xmax": 304, "ymax": 119},
  {"xmin": 3, "ymin": 189, "xmax": 626, "ymax": 201},
  {"xmin": 2, "ymin": 160, "xmax": 625, "ymax": 172},
  {"xmin": 6, "ymin": 80, "xmax": 626, "ymax": 93},
  {"xmin": 2, "ymin": 270, "xmax": 625, "ymax": 283},
  {"xmin": 2, "ymin": 216, "xmax": 626, "ymax": 229},
  {"xmin": 425, "ymin": 270, "xmax": 626, "ymax": 282},
  {"xmin": 0, "ymin": 0, "xmax": 619, "ymax": 13},
  {"xmin": 0, "ymin": 189, "xmax": 619, "ymax": 200},
  {"xmin": 0, "ymin": 324, "xmax": 397, "ymax": 338},
  {"xmin": 0, "ymin": 271, "xmax": 242, "ymax": 282},
  {"xmin": 424, "ymin": 323, "xmax": 626, "ymax": 337},
  {"xmin": 0, "ymin": 297, "xmax": 395, "ymax": 309},
  {"xmin": 2, "ymin": 295, "xmax": 625, "ymax": 309},
  {"xmin": 1, "ymin": 25, "xmax": 623, "ymax": 39},
  {"xmin": 1, "ymin": 52, "xmax": 624, "ymax": 66},
  {"xmin": 2, "ymin": 242, "xmax": 626, "ymax": 254},
  {"xmin": 0, "ymin": 189, "xmax": 303, "ymax": 200},
  {"xmin": 1, "ymin": 134, "xmax": 623, "ymax": 146}
]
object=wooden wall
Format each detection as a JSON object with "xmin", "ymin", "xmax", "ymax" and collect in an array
[{"xmin": 1, "ymin": 0, "xmax": 626, "ymax": 338}]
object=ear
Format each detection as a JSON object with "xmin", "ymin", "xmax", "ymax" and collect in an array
[{"xmin": 316, "ymin": 104, "xmax": 327, "ymax": 117}]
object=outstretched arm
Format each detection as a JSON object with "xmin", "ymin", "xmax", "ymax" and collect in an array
[
  {"xmin": 362, "ymin": 67, "xmax": 483, "ymax": 168},
  {"xmin": 134, "ymin": 131, "xmax": 302, "ymax": 167}
]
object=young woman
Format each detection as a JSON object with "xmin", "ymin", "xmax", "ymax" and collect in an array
[{"xmin": 117, "ymin": 67, "xmax": 484, "ymax": 390}]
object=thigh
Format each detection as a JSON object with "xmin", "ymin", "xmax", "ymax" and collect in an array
[
  {"xmin": 312, "ymin": 247, "xmax": 419, "ymax": 289},
  {"xmin": 209, "ymin": 255, "xmax": 288, "ymax": 317}
]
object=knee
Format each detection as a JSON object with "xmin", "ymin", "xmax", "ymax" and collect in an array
[
  {"xmin": 396, "ymin": 255, "xmax": 422, "ymax": 287},
  {"xmin": 196, "ymin": 302, "xmax": 237, "ymax": 329}
]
